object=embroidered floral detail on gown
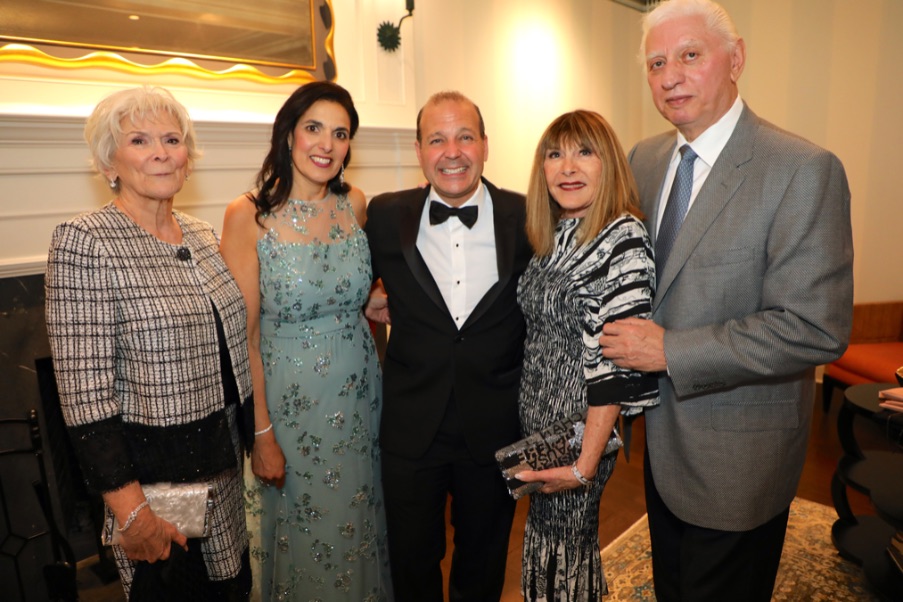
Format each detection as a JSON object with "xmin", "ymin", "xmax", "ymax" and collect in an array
[
  {"xmin": 245, "ymin": 193, "xmax": 392, "ymax": 601},
  {"xmin": 517, "ymin": 215, "xmax": 658, "ymax": 602}
]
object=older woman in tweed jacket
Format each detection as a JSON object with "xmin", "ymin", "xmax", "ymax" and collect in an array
[{"xmin": 45, "ymin": 86, "xmax": 255, "ymax": 600}]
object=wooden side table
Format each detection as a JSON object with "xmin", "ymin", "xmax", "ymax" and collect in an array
[{"xmin": 831, "ymin": 382, "xmax": 903, "ymax": 600}]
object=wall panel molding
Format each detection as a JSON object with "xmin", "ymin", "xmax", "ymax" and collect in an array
[{"xmin": 0, "ymin": 115, "xmax": 421, "ymax": 278}]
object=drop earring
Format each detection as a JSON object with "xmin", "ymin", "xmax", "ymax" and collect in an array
[
  {"xmin": 339, "ymin": 165, "xmax": 345, "ymax": 186},
  {"xmin": 108, "ymin": 178, "xmax": 117, "ymax": 189}
]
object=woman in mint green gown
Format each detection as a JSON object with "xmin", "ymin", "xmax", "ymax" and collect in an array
[{"xmin": 221, "ymin": 82, "xmax": 392, "ymax": 601}]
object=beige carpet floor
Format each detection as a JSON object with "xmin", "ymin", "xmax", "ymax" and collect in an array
[{"xmin": 601, "ymin": 497, "xmax": 882, "ymax": 601}]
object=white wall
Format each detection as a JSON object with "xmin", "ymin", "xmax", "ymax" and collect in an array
[
  {"xmin": 331, "ymin": 0, "xmax": 417, "ymax": 129},
  {"xmin": 717, "ymin": 0, "xmax": 903, "ymax": 303}
]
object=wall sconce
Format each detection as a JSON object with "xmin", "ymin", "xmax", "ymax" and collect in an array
[
  {"xmin": 609, "ymin": 0, "xmax": 656, "ymax": 11},
  {"xmin": 377, "ymin": 0, "xmax": 414, "ymax": 52}
]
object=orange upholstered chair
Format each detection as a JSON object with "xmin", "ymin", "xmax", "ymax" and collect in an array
[{"xmin": 822, "ymin": 302, "xmax": 903, "ymax": 410}]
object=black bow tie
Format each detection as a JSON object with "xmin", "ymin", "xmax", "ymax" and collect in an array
[{"xmin": 428, "ymin": 201, "xmax": 478, "ymax": 228}]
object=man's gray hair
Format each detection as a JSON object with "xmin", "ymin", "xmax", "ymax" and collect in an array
[{"xmin": 640, "ymin": 0, "xmax": 740, "ymax": 61}]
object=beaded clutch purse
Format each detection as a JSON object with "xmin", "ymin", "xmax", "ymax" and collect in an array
[{"xmin": 495, "ymin": 409, "xmax": 623, "ymax": 499}]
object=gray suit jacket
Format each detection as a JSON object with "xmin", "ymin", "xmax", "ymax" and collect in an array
[{"xmin": 629, "ymin": 104, "xmax": 853, "ymax": 531}]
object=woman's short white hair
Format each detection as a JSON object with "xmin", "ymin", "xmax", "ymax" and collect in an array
[
  {"xmin": 84, "ymin": 86, "xmax": 200, "ymax": 177},
  {"xmin": 640, "ymin": 0, "xmax": 740, "ymax": 59}
]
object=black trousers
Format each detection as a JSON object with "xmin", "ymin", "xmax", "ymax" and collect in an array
[
  {"xmin": 644, "ymin": 451, "xmax": 790, "ymax": 602},
  {"xmin": 382, "ymin": 397, "xmax": 516, "ymax": 602}
]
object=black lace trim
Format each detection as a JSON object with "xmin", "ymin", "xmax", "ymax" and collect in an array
[
  {"xmin": 67, "ymin": 416, "xmax": 136, "ymax": 493},
  {"xmin": 67, "ymin": 410, "xmax": 238, "ymax": 494}
]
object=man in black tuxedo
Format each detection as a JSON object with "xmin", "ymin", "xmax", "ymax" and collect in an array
[{"xmin": 365, "ymin": 91, "xmax": 532, "ymax": 601}]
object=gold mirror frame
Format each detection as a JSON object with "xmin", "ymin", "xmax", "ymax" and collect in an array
[{"xmin": 0, "ymin": 0, "xmax": 337, "ymax": 85}]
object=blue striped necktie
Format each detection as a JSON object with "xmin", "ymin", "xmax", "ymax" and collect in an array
[{"xmin": 655, "ymin": 144, "xmax": 697, "ymax": 272}]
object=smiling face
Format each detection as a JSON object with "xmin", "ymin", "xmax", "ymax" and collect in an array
[
  {"xmin": 543, "ymin": 141, "xmax": 603, "ymax": 219},
  {"xmin": 288, "ymin": 99, "xmax": 352, "ymax": 199},
  {"xmin": 644, "ymin": 14, "xmax": 745, "ymax": 141},
  {"xmin": 106, "ymin": 113, "xmax": 190, "ymax": 204},
  {"xmin": 415, "ymin": 99, "xmax": 488, "ymax": 207}
]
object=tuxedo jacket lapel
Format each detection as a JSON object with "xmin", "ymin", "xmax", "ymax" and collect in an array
[
  {"xmin": 653, "ymin": 108, "xmax": 754, "ymax": 310},
  {"xmin": 399, "ymin": 190, "xmax": 449, "ymax": 314}
]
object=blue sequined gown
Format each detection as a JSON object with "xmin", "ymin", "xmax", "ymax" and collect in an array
[{"xmin": 246, "ymin": 193, "xmax": 392, "ymax": 601}]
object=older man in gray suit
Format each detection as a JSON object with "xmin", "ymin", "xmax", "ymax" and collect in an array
[{"xmin": 599, "ymin": 0, "xmax": 853, "ymax": 600}]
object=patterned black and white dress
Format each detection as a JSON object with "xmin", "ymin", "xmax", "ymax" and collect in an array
[{"xmin": 517, "ymin": 214, "xmax": 659, "ymax": 601}]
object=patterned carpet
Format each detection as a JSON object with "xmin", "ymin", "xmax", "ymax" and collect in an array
[{"xmin": 601, "ymin": 497, "xmax": 881, "ymax": 601}]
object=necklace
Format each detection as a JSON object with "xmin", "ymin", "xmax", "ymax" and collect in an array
[{"xmin": 282, "ymin": 193, "xmax": 335, "ymax": 234}]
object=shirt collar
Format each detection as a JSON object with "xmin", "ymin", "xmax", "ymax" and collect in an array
[{"xmin": 675, "ymin": 96, "xmax": 744, "ymax": 167}]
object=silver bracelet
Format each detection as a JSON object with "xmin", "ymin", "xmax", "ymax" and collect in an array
[
  {"xmin": 254, "ymin": 423, "xmax": 274, "ymax": 436},
  {"xmin": 118, "ymin": 500, "xmax": 149, "ymax": 533},
  {"xmin": 571, "ymin": 463, "xmax": 593, "ymax": 486}
]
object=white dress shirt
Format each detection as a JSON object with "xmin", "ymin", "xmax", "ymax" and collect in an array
[
  {"xmin": 655, "ymin": 96, "xmax": 745, "ymax": 236},
  {"xmin": 416, "ymin": 182, "xmax": 498, "ymax": 329}
]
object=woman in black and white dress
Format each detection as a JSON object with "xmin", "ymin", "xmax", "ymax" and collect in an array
[{"xmin": 514, "ymin": 110, "xmax": 660, "ymax": 601}]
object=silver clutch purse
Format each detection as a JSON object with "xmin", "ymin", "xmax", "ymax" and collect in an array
[{"xmin": 102, "ymin": 482, "xmax": 214, "ymax": 545}]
